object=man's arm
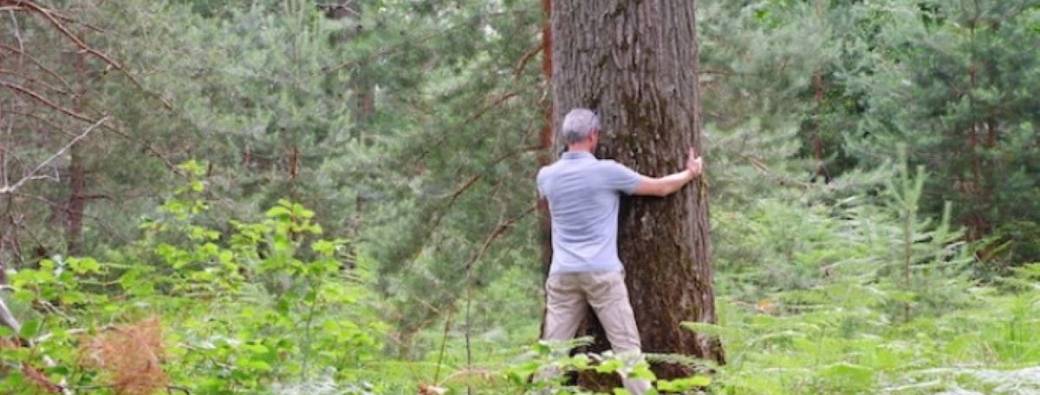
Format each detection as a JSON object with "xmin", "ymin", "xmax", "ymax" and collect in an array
[
  {"xmin": 632, "ymin": 148, "xmax": 703, "ymax": 197},
  {"xmin": 633, "ymin": 170, "xmax": 695, "ymax": 197}
]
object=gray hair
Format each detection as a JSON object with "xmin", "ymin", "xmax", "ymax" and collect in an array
[{"xmin": 561, "ymin": 108, "xmax": 599, "ymax": 144}]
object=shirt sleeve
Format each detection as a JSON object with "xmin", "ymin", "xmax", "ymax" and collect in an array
[
  {"xmin": 602, "ymin": 160, "xmax": 643, "ymax": 195},
  {"xmin": 536, "ymin": 168, "xmax": 547, "ymax": 198}
]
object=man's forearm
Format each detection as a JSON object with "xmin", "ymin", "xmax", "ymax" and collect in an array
[
  {"xmin": 633, "ymin": 168, "xmax": 699, "ymax": 197},
  {"xmin": 659, "ymin": 169, "xmax": 695, "ymax": 195}
]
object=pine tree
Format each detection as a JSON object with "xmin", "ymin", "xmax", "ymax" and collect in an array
[
  {"xmin": 549, "ymin": 0, "xmax": 724, "ymax": 384},
  {"xmin": 833, "ymin": 0, "xmax": 1040, "ymax": 267}
]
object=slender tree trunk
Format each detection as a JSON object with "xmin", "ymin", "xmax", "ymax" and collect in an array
[
  {"xmin": 536, "ymin": 0, "xmax": 555, "ymax": 347},
  {"xmin": 326, "ymin": 0, "xmax": 371, "ymax": 251},
  {"xmin": 811, "ymin": 71, "xmax": 830, "ymax": 182},
  {"xmin": 65, "ymin": 143, "xmax": 86, "ymax": 256},
  {"xmin": 65, "ymin": 51, "xmax": 88, "ymax": 256},
  {"xmin": 548, "ymin": 0, "xmax": 724, "ymax": 385},
  {"xmin": 538, "ymin": 0, "xmax": 554, "ymax": 278},
  {"xmin": 325, "ymin": 0, "xmax": 375, "ymax": 144}
]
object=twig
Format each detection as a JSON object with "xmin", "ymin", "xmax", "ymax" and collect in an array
[
  {"xmin": 464, "ymin": 285, "xmax": 473, "ymax": 395},
  {"xmin": 1, "ymin": 81, "xmax": 180, "ymax": 172},
  {"xmin": 465, "ymin": 91, "xmax": 519, "ymax": 124},
  {"xmin": 1, "ymin": 109, "xmax": 78, "ymax": 138},
  {"xmin": 464, "ymin": 203, "xmax": 538, "ymax": 273},
  {"xmin": 11, "ymin": 0, "xmax": 122, "ymax": 70},
  {"xmin": 0, "ymin": 116, "xmax": 106, "ymax": 194},
  {"xmin": 431, "ymin": 308, "xmax": 454, "ymax": 384},
  {"xmin": 0, "ymin": 292, "xmax": 20, "ymax": 332},
  {"xmin": 456, "ymin": 203, "xmax": 535, "ymax": 395},
  {"xmin": 0, "ymin": 80, "xmax": 95, "ymax": 123},
  {"xmin": 320, "ymin": 29, "xmax": 442, "ymax": 75},
  {"xmin": 513, "ymin": 41, "xmax": 544, "ymax": 79},
  {"xmin": 8, "ymin": 8, "xmax": 23, "ymax": 56},
  {"xmin": 411, "ymin": 144, "xmax": 541, "ymax": 265},
  {"xmin": 167, "ymin": 385, "xmax": 191, "ymax": 394},
  {"xmin": 7, "ymin": 0, "xmax": 173, "ymax": 109},
  {"xmin": 0, "ymin": 43, "xmax": 73, "ymax": 89},
  {"xmin": 71, "ymin": 384, "xmax": 189, "ymax": 394},
  {"xmin": 0, "ymin": 67, "xmax": 73, "ymax": 95}
]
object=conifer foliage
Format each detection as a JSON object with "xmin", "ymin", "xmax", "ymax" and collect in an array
[{"xmin": 0, "ymin": 0, "xmax": 1038, "ymax": 394}]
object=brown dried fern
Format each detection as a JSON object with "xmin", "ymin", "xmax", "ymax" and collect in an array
[{"xmin": 80, "ymin": 317, "xmax": 168, "ymax": 395}]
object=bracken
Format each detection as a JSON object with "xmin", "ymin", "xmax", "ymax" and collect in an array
[{"xmin": 80, "ymin": 317, "xmax": 168, "ymax": 395}]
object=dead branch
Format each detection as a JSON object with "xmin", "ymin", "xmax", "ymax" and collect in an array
[
  {"xmin": 0, "ymin": 67, "xmax": 73, "ymax": 95},
  {"xmin": 6, "ymin": 0, "xmax": 122, "ymax": 69},
  {"xmin": 3, "ymin": 0, "xmax": 173, "ymax": 109},
  {"xmin": 464, "ymin": 203, "xmax": 537, "ymax": 274},
  {"xmin": 1, "ymin": 81, "xmax": 179, "ymax": 171},
  {"xmin": 2, "ymin": 109, "xmax": 80, "ymax": 138},
  {"xmin": 0, "ymin": 80, "xmax": 95, "ymax": 122},
  {"xmin": 0, "ymin": 43, "xmax": 74, "ymax": 89},
  {"xmin": 465, "ymin": 91, "xmax": 520, "ymax": 124},
  {"xmin": 7, "ymin": 7, "xmax": 24, "ymax": 55},
  {"xmin": 513, "ymin": 41, "xmax": 544, "ymax": 79},
  {"xmin": 0, "ymin": 115, "xmax": 106, "ymax": 194},
  {"xmin": 0, "ymin": 292, "xmax": 19, "ymax": 331}
]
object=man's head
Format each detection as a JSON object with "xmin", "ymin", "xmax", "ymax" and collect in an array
[{"xmin": 561, "ymin": 108, "xmax": 600, "ymax": 151}]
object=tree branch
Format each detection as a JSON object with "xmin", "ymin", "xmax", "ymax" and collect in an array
[
  {"xmin": 0, "ymin": 80, "xmax": 95, "ymax": 123},
  {"xmin": 0, "ymin": 116, "xmax": 107, "ymax": 194},
  {"xmin": 513, "ymin": 41, "xmax": 544, "ymax": 79},
  {"xmin": 4, "ymin": 0, "xmax": 173, "ymax": 110},
  {"xmin": 464, "ymin": 203, "xmax": 537, "ymax": 274},
  {"xmin": 1, "ymin": 81, "xmax": 180, "ymax": 172}
]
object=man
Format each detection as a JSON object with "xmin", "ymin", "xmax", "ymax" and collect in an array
[{"xmin": 536, "ymin": 108, "xmax": 703, "ymax": 394}]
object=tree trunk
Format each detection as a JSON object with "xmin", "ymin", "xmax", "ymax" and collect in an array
[
  {"xmin": 536, "ymin": 0, "xmax": 555, "ymax": 345},
  {"xmin": 538, "ymin": 0, "xmax": 554, "ymax": 277},
  {"xmin": 325, "ymin": 0, "xmax": 375, "ymax": 144},
  {"xmin": 65, "ymin": 143, "xmax": 86, "ymax": 256},
  {"xmin": 326, "ymin": 0, "xmax": 372, "ymax": 250},
  {"xmin": 548, "ymin": 0, "xmax": 724, "ymax": 385},
  {"xmin": 65, "ymin": 51, "xmax": 88, "ymax": 257}
]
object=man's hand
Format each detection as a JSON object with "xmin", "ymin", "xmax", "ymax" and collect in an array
[{"xmin": 686, "ymin": 148, "xmax": 703, "ymax": 177}]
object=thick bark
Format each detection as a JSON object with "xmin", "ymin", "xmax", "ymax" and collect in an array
[{"xmin": 548, "ymin": 0, "xmax": 724, "ymax": 383}]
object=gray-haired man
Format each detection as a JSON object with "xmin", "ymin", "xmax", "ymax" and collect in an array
[{"xmin": 536, "ymin": 108, "xmax": 703, "ymax": 394}]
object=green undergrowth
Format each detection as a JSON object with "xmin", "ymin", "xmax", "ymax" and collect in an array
[
  {"xmin": 701, "ymin": 277, "xmax": 1040, "ymax": 394},
  {"xmin": 3, "ymin": 160, "xmax": 1038, "ymax": 394},
  {"xmin": 701, "ymin": 153, "xmax": 1040, "ymax": 394}
]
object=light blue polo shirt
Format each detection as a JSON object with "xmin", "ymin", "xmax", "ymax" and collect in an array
[{"xmin": 536, "ymin": 151, "xmax": 642, "ymax": 274}]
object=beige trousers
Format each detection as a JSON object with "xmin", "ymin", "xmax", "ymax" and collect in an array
[{"xmin": 542, "ymin": 270, "xmax": 652, "ymax": 394}]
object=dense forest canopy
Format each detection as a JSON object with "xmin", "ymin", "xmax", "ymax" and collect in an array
[{"xmin": 0, "ymin": 0, "xmax": 1038, "ymax": 394}]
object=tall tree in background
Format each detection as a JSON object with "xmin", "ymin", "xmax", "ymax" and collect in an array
[
  {"xmin": 0, "ymin": 1, "xmax": 173, "ymax": 262},
  {"xmin": 549, "ymin": 0, "xmax": 724, "ymax": 381},
  {"xmin": 848, "ymin": 1, "xmax": 1040, "ymax": 268}
]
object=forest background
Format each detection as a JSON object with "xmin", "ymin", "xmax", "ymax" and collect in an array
[{"xmin": 1, "ymin": 0, "xmax": 1039, "ymax": 394}]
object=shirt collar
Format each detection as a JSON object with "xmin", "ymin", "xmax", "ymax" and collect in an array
[{"xmin": 561, "ymin": 151, "xmax": 595, "ymax": 160}]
